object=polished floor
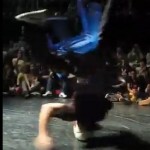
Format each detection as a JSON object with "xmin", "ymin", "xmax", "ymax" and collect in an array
[{"xmin": 3, "ymin": 96, "xmax": 150, "ymax": 150}]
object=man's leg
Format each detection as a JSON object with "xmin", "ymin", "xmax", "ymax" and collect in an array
[
  {"xmin": 30, "ymin": 81, "xmax": 41, "ymax": 95},
  {"xmin": 58, "ymin": 74, "xmax": 68, "ymax": 98},
  {"xmin": 21, "ymin": 80, "xmax": 30, "ymax": 98},
  {"xmin": 59, "ymin": 79, "xmax": 68, "ymax": 98},
  {"xmin": 43, "ymin": 77, "xmax": 54, "ymax": 96}
]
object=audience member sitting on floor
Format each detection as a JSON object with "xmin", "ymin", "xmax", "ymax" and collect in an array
[
  {"xmin": 115, "ymin": 47, "xmax": 126, "ymax": 66},
  {"xmin": 12, "ymin": 50, "xmax": 25, "ymax": 76},
  {"xmin": 42, "ymin": 67, "xmax": 69, "ymax": 98},
  {"xmin": 138, "ymin": 59, "xmax": 150, "ymax": 81},
  {"xmin": 127, "ymin": 69, "xmax": 140, "ymax": 102},
  {"xmin": 29, "ymin": 64, "xmax": 41, "ymax": 95},
  {"xmin": 120, "ymin": 59, "xmax": 132, "ymax": 78},
  {"xmin": 37, "ymin": 64, "xmax": 49, "ymax": 94},
  {"xmin": 138, "ymin": 82, "xmax": 150, "ymax": 106},
  {"xmin": 127, "ymin": 43, "xmax": 144, "ymax": 67},
  {"xmin": 16, "ymin": 64, "xmax": 41, "ymax": 98},
  {"xmin": 42, "ymin": 68, "xmax": 57, "ymax": 97}
]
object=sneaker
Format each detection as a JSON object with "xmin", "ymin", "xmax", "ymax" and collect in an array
[
  {"xmin": 42, "ymin": 91, "xmax": 52, "ymax": 97},
  {"xmin": 59, "ymin": 92, "xmax": 67, "ymax": 98},
  {"xmin": 105, "ymin": 93, "xmax": 114, "ymax": 99},
  {"xmin": 31, "ymin": 92, "xmax": 41, "ymax": 96},
  {"xmin": 3, "ymin": 92, "xmax": 8, "ymax": 95},
  {"xmin": 105, "ymin": 93, "xmax": 110, "ymax": 99}
]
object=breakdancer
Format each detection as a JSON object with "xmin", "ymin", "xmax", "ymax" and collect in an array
[{"xmin": 34, "ymin": 76, "xmax": 113, "ymax": 150}]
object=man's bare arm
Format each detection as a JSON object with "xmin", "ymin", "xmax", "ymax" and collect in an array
[
  {"xmin": 34, "ymin": 103, "xmax": 74, "ymax": 149},
  {"xmin": 38, "ymin": 103, "xmax": 67, "ymax": 136}
]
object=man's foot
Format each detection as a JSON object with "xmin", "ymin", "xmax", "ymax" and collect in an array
[
  {"xmin": 42, "ymin": 91, "xmax": 52, "ymax": 97},
  {"xmin": 59, "ymin": 92, "xmax": 67, "ymax": 98}
]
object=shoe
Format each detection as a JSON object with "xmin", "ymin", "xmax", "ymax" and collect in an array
[
  {"xmin": 42, "ymin": 91, "xmax": 52, "ymax": 97},
  {"xmin": 105, "ymin": 93, "xmax": 111, "ymax": 99},
  {"xmin": 59, "ymin": 92, "xmax": 67, "ymax": 98},
  {"xmin": 3, "ymin": 92, "xmax": 8, "ymax": 95},
  {"xmin": 31, "ymin": 92, "xmax": 40, "ymax": 96}
]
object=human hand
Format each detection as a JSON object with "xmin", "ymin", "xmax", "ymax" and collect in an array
[{"xmin": 34, "ymin": 135, "xmax": 54, "ymax": 150}]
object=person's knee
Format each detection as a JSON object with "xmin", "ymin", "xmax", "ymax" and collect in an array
[{"xmin": 35, "ymin": 81, "xmax": 40, "ymax": 87}]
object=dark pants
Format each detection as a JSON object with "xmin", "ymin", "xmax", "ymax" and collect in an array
[{"xmin": 46, "ymin": 76, "xmax": 68, "ymax": 94}]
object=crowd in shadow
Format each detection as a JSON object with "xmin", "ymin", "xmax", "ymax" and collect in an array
[{"xmin": 3, "ymin": 36, "xmax": 150, "ymax": 106}]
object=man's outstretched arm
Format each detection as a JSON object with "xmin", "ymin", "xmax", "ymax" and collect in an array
[
  {"xmin": 39, "ymin": 103, "xmax": 66, "ymax": 135},
  {"xmin": 34, "ymin": 103, "xmax": 67, "ymax": 150}
]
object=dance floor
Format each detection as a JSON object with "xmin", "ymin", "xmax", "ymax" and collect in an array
[{"xmin": 3, "ymin": 96, "xmax": 150, "ymax": 150}]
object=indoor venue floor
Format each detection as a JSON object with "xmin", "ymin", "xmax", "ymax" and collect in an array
[{"xmin": 3, "ymin": 96, "xmax": 150, "ymax": 150}]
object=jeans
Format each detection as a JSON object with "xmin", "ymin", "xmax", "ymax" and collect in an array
[{"xmin": 46, "ymin": 76, "xmax": 67, "ymax": 93}]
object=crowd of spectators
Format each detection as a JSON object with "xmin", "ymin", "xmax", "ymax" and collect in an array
[
  {"xmin": 106, "ymin": 43, "xmax": 150, "ymax": 106},
  {"xmin": 3, "ymin": 37, "xmax": 150, "ymax": 106},
  {"xmin": 3, "ymin": 36, "xmax": 77, "ymax": 99}
]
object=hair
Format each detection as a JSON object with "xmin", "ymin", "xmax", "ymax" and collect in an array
[
  {"xmin": 31, "ymin": 68, "xmax": 39, "ymax": 77},
  {"xmin": 73, "ymin": 92, "xmax": 113, "ymax": 125},
  {"xmin": 20, "ymin": 64, "xmax": 30, "ymax": 74}
]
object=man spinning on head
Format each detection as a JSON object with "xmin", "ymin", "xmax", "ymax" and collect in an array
[
  {"xmin": 33, "ymin": 0, "xmax": 114, "ymax": 149},
  {"xmin": 34, "ymin": 81, "xmax": 113, "ymax": 150}
]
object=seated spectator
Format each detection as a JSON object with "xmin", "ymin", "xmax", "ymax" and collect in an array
[
  {"xmin": 59, "ymin": 68, "xmax": 70, "ymax": 97},
  {"xmin": 127, "ymin": 43, "xmax": 144, "ymax": 67},
  {"xmin": 138, "ymin": 83, "xmax": 150, "ymax": 106},
  {"xmin": 38, "ymin": 65, "xmax": 49, "ymax": 91},
  {"xmin": 120, "ymin": 59, "xmax": 132, "ymax": 78},
  {"xmin": 127, "ymin": 69, "xmax": 140, "ymax": 102},
  {"xmin": 42, "ymin": 68, "xmax": 69, "ymax": 98},
  {"xmin": 40, "ymin": 67, "xmax": 53, "ymax": 96},
  {"xmin": 12, "ymin": 50, "xmax": 25, "ymax": 75},
  {"xmin": 115, "ymin": 47, "xmax": 126, "ymax": 66},
  {"xmin": 16, "ymin": 64, "xmax": 41, "ymax": 98},
  {"xmin": 138, "ymin": 59, "xmax": 150, "ymax": 82},
  {"xmin": 105, "ymin": 92, "xmax": 125, "ymax": 102},
  {"xmin": 29, "ymin": 65, "xmax": 41, "ymax": 96}
]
